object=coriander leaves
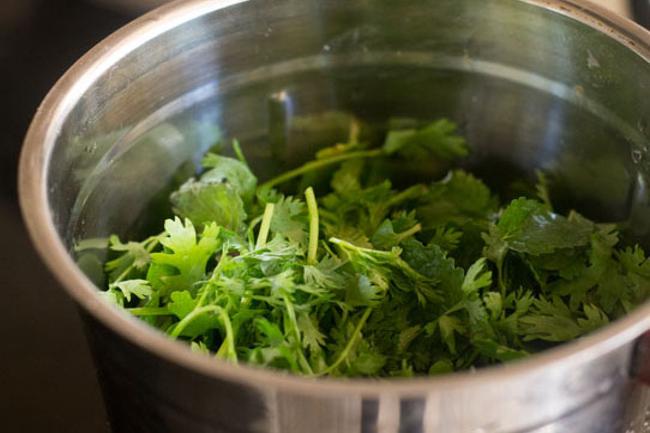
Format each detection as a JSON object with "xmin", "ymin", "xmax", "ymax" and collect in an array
[
  {"xmin": 170, "ymin": 153, "xmax": 253, "ymax": 230},
  {"xmin": 97, "ymin": 119, "xmax": 649, "ymax": 377}
]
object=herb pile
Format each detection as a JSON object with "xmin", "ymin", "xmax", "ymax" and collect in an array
[{"xmin": 82, "ymin": 118, "xmax": 650, "ymax": 377}]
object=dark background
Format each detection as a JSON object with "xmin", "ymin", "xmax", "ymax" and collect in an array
[
  {"xmin": 0, "ymin": 1, "xmax": 146, "ymax": 431},
  {"xmin": 1, "ymin": 1, "xmax": 648, "ymax": 432}
]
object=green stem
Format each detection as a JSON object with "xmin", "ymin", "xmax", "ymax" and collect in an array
[
  {"xmin": 320, "ymin": 307, "xmax": 372, "ymax": 375},
  {"xmin": 256, "ymin": 203, "xmax": 275, "ymax": 249},
  {"xmin": 305, "ymin": 187, "xmax": 319, "ymax": 265},
  {"xmin": 497, "ymin": 258, "xmax": 506, "ymax": 299},
  {"xmin": 297, "ymin": 350, "xmax": 314, "ymax": 376},
  {"xmin": 170, "ymin": 305, "xmax": 238, "ymax": 363},
  {"xmin": 282, "ymin": 294, "xmax": 313, "ymax": 375},
  {"xmin": 249, "ymin": 295, "xmax": 281, "ymax": 306},
  {"xmin": 259, "ymin": 149, "xmax": 383, "ymax": 191},
  {"xmin": 232, "ymin": 139, "xmax": 248, "ymax": 165},
  {"xmin": 170, "ymin": 306, "xmax": 219, "ymax": 338},
  {"xmin": 196, "ymin": 283, "xmax": 213, "ymax": 311},
  {"xmin": 247, "ymin": 215, "xmax": 264, "ymax": 249},
  {"xmin": 321, "ymin": 240, "xmax": 338, "ymax": 259},
  {"xmin": 215, "ymin": 309, "xmax": 238, "ymax": 364},
  {"xmin": 330, "ymin": 237, "xmax": 391, "ymax": 257},
  {"xmin": 348, "ymin": 119, "xmax": 360, "ymax": 144},
  {"xmin": 113, "ymin": 265, "xmax": 134, "ymax": 285},
  {"xmin": 112, "ymin": 235, "xmax": 161, "ymax": 284},
  {"xmin": 196, "ymin": 248, "xmax": 228, "ymax": 308},
  {"xmin": 395, "ymin": 223, "xmax": 422, "ymax": 244},
  {"xmin": 385, "ymin": 184, "xmax": 428, "ymax": 208},
  {"xmin": 128, "ymin": 307, "xmax": 171, "ymax": 316}
]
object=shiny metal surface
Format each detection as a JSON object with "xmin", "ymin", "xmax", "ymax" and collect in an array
[{"xmin": 18, "ymin": 0, "xmax": 650, "ymax": 432}]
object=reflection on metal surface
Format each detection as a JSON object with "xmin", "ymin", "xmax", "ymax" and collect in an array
[
  {"xmin": 19, "ymin": 0, "xmax": 650, "ymax": 432},
  {"xmin": 86, "ymin": 0, "xmax": 172, "ymax": 13}
]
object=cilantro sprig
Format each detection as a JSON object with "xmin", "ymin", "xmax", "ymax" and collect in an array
[{"xmin": 86, "ymin": 118, "xmax": 650, "ymax": 377}]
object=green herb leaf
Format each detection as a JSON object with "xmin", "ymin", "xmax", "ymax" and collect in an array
[
  {"xmin": 417, "ymin": 170, "xmax": 497, "ymax": 228},
  {"xmin": 167, "ymin": 291, "xmax": 221, "ymax": 338},
  {"xmin": 109, "ymin": 279, "xmax": 152, "ymax": 302},
  {"xmin": 201, "ymin": 153, "xmax": 257, "ymax": 204},
  {"xmin": 170, "ymin": 179, "xmax": 247, "ymax": 231},
  {"xmin": 383, "ymin": 119, "xmax": 469, "ymax": 160},
  {"xmin": 91, "ymin": 119, "xmax": 649, "ymax": 378},
  {"xmin": 149, "ymin": 219, "xmax": 221, "ymax": 295}
]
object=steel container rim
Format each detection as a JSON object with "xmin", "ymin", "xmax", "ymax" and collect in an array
[{"xmin": 18, "ymin": 0, "xmax": 650, "ymax": 396}]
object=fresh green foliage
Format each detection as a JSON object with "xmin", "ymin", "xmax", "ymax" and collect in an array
[
  {"xmin": 201, "ymin": 152, "xmax": 258, "ymax": 204},
  {"xmin": 170, "ymin": 179, "xmax": 247, "ymax": 231},
  {"xmin": 95, "ymin": 118, "xmax": 649, "ymax": 378},
  {"xmin": 383, "ymin": 118, "xmax": 469, "ymax": 160}
]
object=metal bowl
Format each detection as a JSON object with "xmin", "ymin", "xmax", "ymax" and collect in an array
[{"xmin": 19, "ymin": 0, "xmax": 650, "ymax": 432}]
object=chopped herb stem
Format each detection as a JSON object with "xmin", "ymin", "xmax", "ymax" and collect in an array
[
  {"xmin": 282, "ymin": 293, "xmax": 313, "ymax": 374},
  {"xmin": 259, "ymin": 149, "xmax": 383, "ymax": 191},
  {"xmin": 215, "ymin": 308, "xmax": 238, "ymax": 363},
  {"xmin": 232, "ymin": 139, "xmax": 248, "ymax": 165},
  {"xmin": 320, "ymin": 307, "xmax": 373, "ymax": 375},
  {"xmin": 247, "ymin": 214, "xmax": 264, "ymax": 249},
  {"xmin": 305, "ymin": 187, "xmax": 319, "ymax": 265},
  {"xmin": 256, "ymin": 203, "xmax": 275, "ymax": 249},
  {"xmin": 385, "ymin": 184, "xmax": 428, "ymax": 208},
  {"xmin": 96, "ymin": 117, "xmax": 648, "ymax": 378},
  {"xmin": 170, "ymin": 306, "xmax": 219, "ymax": 338},
  {"xmin": 395, "ymin": 223, "xmax": 422, "ymax": 244},
  {"xmin": 348, "ymin": 119, "xmax": 360, "ymax": 144},
  {"xmin": 128, "ymin": 307, "xmax": 171, "ymax": 316}
]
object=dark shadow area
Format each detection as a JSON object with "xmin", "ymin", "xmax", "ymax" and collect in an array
[{"xmin": 0, "ymin": 1, "xmax": 134, "ymax": 431}]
